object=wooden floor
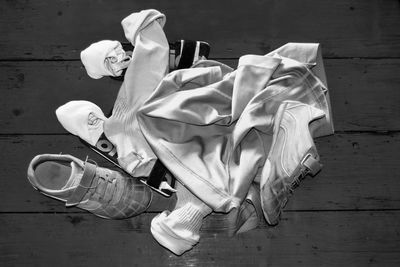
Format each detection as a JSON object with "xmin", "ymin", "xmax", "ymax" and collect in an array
[{"xmin": 1, "ymin": 0, "xmax": 399, "ymax": 266}]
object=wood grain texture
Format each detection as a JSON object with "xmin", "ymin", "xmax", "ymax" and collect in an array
[
  {"xmin": 1, "ymin": 0, "xmax": 399, "ymax": 59},
  {"xmin": 0, "ymin": 61, "xmax": 120, "ymax": 134},
  {"xmin": 1, "ymin": 59, "xmax": 399, "ymax": 133},
  {"xmin": 1, "ymin": 133, "xmax": 399, "ymax": 212},
  {"xmin": 1, "ymin": 212, "xmax": 399, "ymax": 266}
]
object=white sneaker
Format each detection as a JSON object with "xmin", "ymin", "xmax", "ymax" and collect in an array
[
  {"xmin": 27, "ymin": 154, "xmax": 152, "ymax": 219},
  {"xmin": 260, "ymin": 101, "xmax": 325, "ymax": 225}
]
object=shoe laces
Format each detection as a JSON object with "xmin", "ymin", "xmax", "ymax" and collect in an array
[{"xmin": 282, "ymin": 165, "xmax": 310, "ymax": 204}]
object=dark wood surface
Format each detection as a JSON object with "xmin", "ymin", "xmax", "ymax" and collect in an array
[
  {"xmin": 1, "ymin": 0, "xmax": 399, "ymax": 266},
  {"xmin": 2, "ymin": 212, "xmax": 400, "ymax": 266},
  {"xmin": 1, "ymin": 0, "xmax": 399, "ymax": 59}
]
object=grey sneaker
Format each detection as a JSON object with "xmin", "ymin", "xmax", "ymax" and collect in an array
[
  {"xmin": 27, "ymin": 154, "xmax": 152, "ymax": 219},
  {"xmin": 260, "ymin": 101, "xmax": 325, "ymax": 225}
]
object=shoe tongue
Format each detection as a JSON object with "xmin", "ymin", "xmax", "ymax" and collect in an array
[{"xmin": 62, "ymin": 162, "xmax": 84, "ymax": 189}]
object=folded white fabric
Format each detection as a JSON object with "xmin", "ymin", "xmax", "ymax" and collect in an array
[
  {"xmin": 151, "ymin": 181, "xmax": 211, "ymax": 255},
  {"xmin": 55, "ymin": 100, "xmax": 107, "ymax": 146},
  {"xmin": 138, "ymin": 44, "xmax": 333, "ymax": 213},
  {"xmin": 103, "ymin": 9, "xmax": 169, "ymax": 176},
  {"xmin": 121, "ymin": 9, "xmax": 166, "ymax": 44},
  {"xmin": 80, "ymin": 40, "xmax": 131, "ymax": 79}
]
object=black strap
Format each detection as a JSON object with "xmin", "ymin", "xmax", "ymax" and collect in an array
[
  {"xmin": 146, "ymin": 159, "xmax": 169, "ymax": 188},
  {"xmin": 177, "ymin": 40, "xmax": 196, "ymax": 69},
  {"xmin": 79, "ymin": 135, "xmax": 175, "ymax": 196},
  {"xmin": 199, "ymin": 41, "xmax": 210, "ymax": 59}
]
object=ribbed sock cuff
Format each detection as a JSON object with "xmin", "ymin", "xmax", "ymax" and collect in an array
[
  {"xmin": 150, "ymin": 202, "xmax": 211, "ymax": 255},
  {"xmin": 172, "ymin": 202, "xmax": 210, "ymax": 234}
]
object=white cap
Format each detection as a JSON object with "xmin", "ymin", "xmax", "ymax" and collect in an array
[
  {"xmin": 56, "ymin": 101, "xmax": 107, "ymax": 145},
  {"xmin": 80, "ymin": 40, "xmax": 120, "ymax": 79}
]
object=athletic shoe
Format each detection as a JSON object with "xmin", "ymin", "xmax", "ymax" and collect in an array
[
  {"xmin": 27, "ymin": 154, "xmax": 152, "ymax": 219},
  {"xmin": 260, "ymin": 101, "xmax": 325, "ymax": 225}
]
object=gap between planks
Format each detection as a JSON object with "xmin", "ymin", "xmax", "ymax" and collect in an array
[
  {"xmin": 2, "ymin": 208, "xmax": 400, "ymax": 215},
  {"xmin": 1, "ymin": 131, "xmax": 399, "ymax": 136},
  {"xmin": 1, "ymin": 57, "xmax": 400, "ymax": 62}
]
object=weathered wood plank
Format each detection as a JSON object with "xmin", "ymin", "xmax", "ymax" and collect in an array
[
  {"xmin": 326, "ymin": 59, "xmax": 400, "ymax": 132},
  {"xmin": 1, "ymin": 133, "xmax": 399, "ymax": 212},
  {"xmin": 0, "ymin": 61, "xmax": 120, "ymax": 134},
  {"xmin": 1, "ymin": 211, "xmax": 399, "ymax": 266},
  {"xmin": 1, "ymin": 59, "xmax": 399, "ymax": 133},
  {"xmin": 1, "ymin": 0, "xmax": 399, "ymax": 59}
]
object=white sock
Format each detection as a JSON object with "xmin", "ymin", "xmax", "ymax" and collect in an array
[
  {"xmin": 151, "ymin": 181, "xmax": 212, "ymax": 255},
  {"xmin": 55, "ymin": 100, "xmax": 107, "ymax": 146}
]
